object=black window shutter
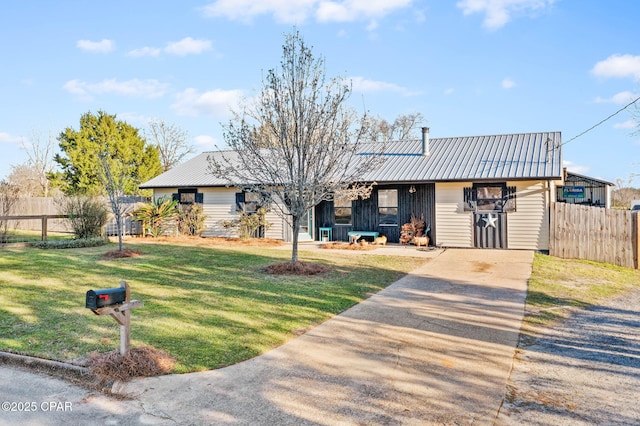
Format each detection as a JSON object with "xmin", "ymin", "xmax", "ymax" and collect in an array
[
  {"xmin": 503, "ymin": 186, "xmax": 517, "ymax": 212},
  {"xmin": 235, "ymin": 192, "xmax": 245, "ymax": 212},
  {"xmin": 195, "ymin": 193, "xmax": 204, "ymax": 204},
  {"xmin": 463, "ymin": 187, "xmax": 477, "ymax": 211},
  {"xmin": 172, "ymin": 193, "xmax": 179, "ymax": 202}
]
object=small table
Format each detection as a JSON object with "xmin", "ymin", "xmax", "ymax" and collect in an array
[
  {"xmin": 347, "ymin": 231, "xmax": 379, "ymax": 243},
  {"xmin": 319, "ymin": 227, "xmax": 332, "ymax": 242}
]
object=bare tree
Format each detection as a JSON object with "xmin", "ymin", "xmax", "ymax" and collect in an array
[
  {"xmin": 7, "ymin": 163, "xmax": 42, "ymax": 197},
  {"xmin": 147, "ymin": 119, "xmax": 195, "ymax": 171},
  {"xmin": 98, "ymin": 152, "xmax": 135, "ymax": 252},
  {"xmin": 208, "ymin": 31, "xmax": 386, "ymax": 264},
  {"xmin": 364, "ymin": 112, "xmax": 425, "ymax": 142},
  {"xmin": 0, "ymin": 180, "xmax": 20, "ymax": 242},
  {"xmin": 612, "ymin": 176, "xmax": 640, "ymax": 209},
  {"xmin": 20, "ymin": 129, "xmax": 56, "ymax": 197}
]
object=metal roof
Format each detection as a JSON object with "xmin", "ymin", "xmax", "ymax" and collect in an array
[
  {"xmin": 564, "ymin": 171, "xmax": 614, "ymax": 187},
  {"xmin": 140, "ymin": 131, "xmax": 562, "ymax": 188},
  {"xmin": 140, "ymin": 151, "xmax": 236, "ymax": 188},
  {"xmin": 359, "ymin": 131, "xmax": 562, "ymax": 183}
]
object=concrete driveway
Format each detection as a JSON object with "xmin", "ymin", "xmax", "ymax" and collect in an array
[
  {"xmin": 114, "ymin": 248, "xmax": 532, "ymax": 425},
  {"xmin": 1, "ymin": 248, "xmax": 532, "ymax": 425}
]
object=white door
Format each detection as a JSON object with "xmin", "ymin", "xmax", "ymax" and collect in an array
[{"xmin": 298, "ymin": 210, "xmax": 313, "ymax": 241}]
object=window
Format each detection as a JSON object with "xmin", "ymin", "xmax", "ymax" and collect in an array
[
  {"xmin": 175, "ymin": 188, "xmax": 202, "ymax": 205},
  {"xmin": 236, "ymin": 191, "xmax": 261, "ymax": 213},
  {"xmin": 378, "ymin": 189, "xmax": 398, "ymax": 225},
  {"xmin": 334, "ymin": 192, "xmax": 352, "ymax": 225},
  {"xmin": 245, "ymin": 192, "xmax": 260, "ymax": 213},
  {"xmin": 180, "ymin": 191, "xmax": 196, "ymax": 204},
  {"xmin": 476, "ymin": 185, "xmax": 503, "ymax": 212},
  {"xmin": 464, "ymin": 184, "xmax": 516, "ymax": 212}
]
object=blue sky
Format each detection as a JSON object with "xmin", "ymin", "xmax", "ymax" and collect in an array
[{"xmin": 1, "ymin": 1, "xmax": 639, "ymax": 184}]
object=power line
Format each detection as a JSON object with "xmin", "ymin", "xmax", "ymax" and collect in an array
[{"xmin": 561, "ymin": 95, "xmax": 640, "ymax": 147}]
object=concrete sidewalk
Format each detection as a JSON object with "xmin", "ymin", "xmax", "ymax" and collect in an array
[{"xmin": 113, "ymin": 248, "xmax": 532, "ymax": 425}]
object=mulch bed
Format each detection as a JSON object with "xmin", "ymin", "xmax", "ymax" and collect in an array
[
  {"xmin": 102, "ymin": 249, "xmax": 143, "ymax": 259},
  {"xmin": 88, "ymin": 346, "xmax": 176, "ymax": 384},
  {"xmin": 320, "ymin": 242, "xmax": 379, "ymax": 251},
  {"xmin": 129, "ymin": 235, "xmax": 285, "ymax": 248}
]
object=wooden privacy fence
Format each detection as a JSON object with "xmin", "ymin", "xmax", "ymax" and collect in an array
[
  {"xmin": 550, "ymin": 202, "xmax": 639, "ymax": 269},
  {"xmin": 1, "ymin": 197, "xmax": 146, "ymax": 242}
]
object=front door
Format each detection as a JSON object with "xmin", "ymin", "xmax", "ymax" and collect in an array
[
  {"xmin": 298, "ymin": 210, "xmax": 313, "ymax": 241},
  {"xmin": 473, "ymin": 212, "xmax": 507, "ymax": 249}
]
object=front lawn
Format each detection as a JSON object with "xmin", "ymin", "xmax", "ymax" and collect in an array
[
  {"xmin": 525, "ymin": 253, "xmax": 640, "ymax": 326},
  {"xmin": 0, "ymin": 240, "xmax": 423, "ymax": 373},
  {"xmin": 1, "ymin": 229, "xmax": 74, "ymax": 244}
]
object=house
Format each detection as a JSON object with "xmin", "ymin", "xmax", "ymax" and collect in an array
[
  {"xmin": 140, "ymin": 129, "xmax": 565, "ymax": 250},
  {"xmin": 555, "ymin": 169, "xmax": 613, "ymax": 208}
]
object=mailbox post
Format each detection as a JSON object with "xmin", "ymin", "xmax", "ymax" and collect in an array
[{"xmin": 86, "ymin": 281, "xmax": 142, "ymax": 356}]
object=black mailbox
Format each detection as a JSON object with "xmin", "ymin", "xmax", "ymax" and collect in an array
[{"xmin": 86, "ymin": 287, "xmax": 127, "ymax": 309}]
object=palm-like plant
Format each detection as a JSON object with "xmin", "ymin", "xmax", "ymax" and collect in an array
[{"xmin": 133, "ymin": 197, "xmax": 179, "ymax": 237}]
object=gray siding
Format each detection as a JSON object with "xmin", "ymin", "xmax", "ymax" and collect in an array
[{"xmin": 315, "ymin": 184, "xmax": 435, "ymax": 244}]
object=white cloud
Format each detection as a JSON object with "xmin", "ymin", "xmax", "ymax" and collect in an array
[
  {"xmin": 562, "ymin": 160, "xmax": 590, "ymax": 175},
  {"xmin": 502, "ymin": 78, "xmax": 516, "ymax": 89},
  {"xmin": 444, "ymin": 88, "xmax": 455, "ymax": 95},
  {"xmin": 456, "ymin": 0, "xmax": 556, "ymax": 30},
  {"xmin": 118, "ymin": 112, "xmax": 153, "ymax": 127},
  {"xmin": 317, "ymin": 0, "xmax": 413, "ymax": 23},
  {"xmin": 594, "ymin": 91, "xmax": 637, "ymax": 104},
  {"xmin": 202, "ymin": 0, "xmax": 315, "ymax": 23},
  {"xmin": 63, "ymin": 79, "xmax": 169, "ymax": 101},
  {"xmin": 350, "ymin": 76, "xmax": 417, "ymax": 96},
  {"xmin": 315, "ymin": 1, "xmax": 347, "ymax": 21},
  {"xmin": 201, "ymin": 0, "xmax": 413, "ymax": 25},
  {"xmin": 128, "ymin": 46, "xmax": 162, "ymax": 57},
  {"xmin": 171, "ymin": 88, "xmax": 243, "ymax": 117},
  {"xmin": 0, "ymin": 132, "xmax": 21, "ymax": 144},
  {"xmin": 592, "ymin": 54, "xmax": 640, "ymax": 81},
  {"xmin": 194, "ymin": 135, "xmax": 218, "ymax": 149},
  {"xmin": 366, "ymin": 20, "xmax": 379, "ymax": 31},
  {"xmin": 76, "ymin": 39, "xmax": 115, "ymax": 53},
  {"xmin": 165, "ymin": 37, "xmax": 213, "ymax": 56},
  {"xmin": 614, "ymin": 120, "xmax": 636, "ymax": 130},
  {"xmin": 127, "ymin": 37, "xmax": 212, "ymax": 57}
]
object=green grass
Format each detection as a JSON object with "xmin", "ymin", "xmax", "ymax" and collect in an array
[
  {"xmin": 1, "ymin": 229, "xmax": 74, "ymax": 244},
  {"xmin": 0, "ymin": 241, "xmax": 423, "ymax": 373},
  {"xmin": 525, "ymin": 253, "xmax": 640, "ymax": 326}
]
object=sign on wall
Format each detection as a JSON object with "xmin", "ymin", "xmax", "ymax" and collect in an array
[{"xmin": 562, "ymin": 186, "xmax": 585, "ymax": 198}]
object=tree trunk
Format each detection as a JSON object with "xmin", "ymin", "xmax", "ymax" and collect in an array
[
  {"xmin": 291, "ymin": 215, "xmax": 300, "ymax": 263},
  {"xmin": 116, "ymin": 214, "xmax": 124, "ymax": 251}
]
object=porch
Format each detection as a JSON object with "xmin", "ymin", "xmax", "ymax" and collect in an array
[{"xmin": 313, "ymin": 183, "xmax": 436, "ymax": 244}]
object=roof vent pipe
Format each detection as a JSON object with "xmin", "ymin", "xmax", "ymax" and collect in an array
[{"xmin": 421, "ymin": 127, "xmax": 430, "ymax": 156}]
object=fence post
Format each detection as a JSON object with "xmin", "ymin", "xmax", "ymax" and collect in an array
[
  {"xmin": 549, "ymin": 202, "xmax": 555, "ymax": 256},
  {"xmin": 120, "ymin": 281, "xmax": 131, "ymax": 356},
  {"xmin": 634, "ymin": 212, "xmax": 640, "ymax": 269},
  {"xmin": 42, "ymin": 215, "xmax": 48, "ymax": 242}
]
